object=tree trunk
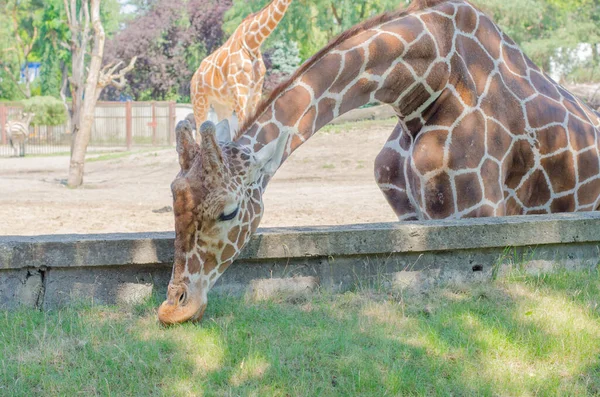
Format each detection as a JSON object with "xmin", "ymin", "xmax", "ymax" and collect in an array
[
  {"xmin": 65, "ymin": 0, "xmax": 90, "ymax": 149},
  {"xmin": 59, "ymin": 61, "xmax": 72, "ymax": 138},
  {"xmin": 64, "ymin": 0, "xmax": 136, "ymax": 187},
  {"xmin": 67, "ymin": 0, "xmax": 104, "ymax": 188}
]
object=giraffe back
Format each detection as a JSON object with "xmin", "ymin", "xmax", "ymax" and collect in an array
[{"xmin": 373, "ymin": 0, "xmax": 600, "ymax": 218}]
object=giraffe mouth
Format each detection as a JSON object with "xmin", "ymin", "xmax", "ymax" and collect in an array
[
  {"xmin": 158, "ymin": 299, "xmax": 207, "ymax": 325},
  {"xmin": 158, "ymin": 284, "xmax": 207, "ymax": 325}
]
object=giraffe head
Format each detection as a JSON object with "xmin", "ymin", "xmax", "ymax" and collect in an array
[{"xmin": 158, "ymin": 116, "xmax": 282, "ymax": 324}]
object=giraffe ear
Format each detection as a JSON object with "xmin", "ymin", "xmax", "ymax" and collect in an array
[
  {"xmin": 254, "ymin": 135, "xmax": 288, "ymax": 177},
  {"xmin": 176, "ymin": 119, "xmax": 199, "ymax": 172},
  {"xmin": 184, "ymin": 113, "xmax": 197, "ymax": 134},
  {"xmin": 215, "ymin": 119, "xmax": 232, "ymax": 143}
]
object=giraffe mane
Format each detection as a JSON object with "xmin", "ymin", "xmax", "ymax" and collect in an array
[{"xmin": 236, "ymin": 0, "xmax": 450, "ymax": 137}]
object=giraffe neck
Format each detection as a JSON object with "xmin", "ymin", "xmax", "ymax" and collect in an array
[
  {"xmin": 237, "ymin": 5, "xmax": 447, "ymax": 179},
  {"xmin": 244, "ymin": 0, "xmax": 292, "ymax": 51}
]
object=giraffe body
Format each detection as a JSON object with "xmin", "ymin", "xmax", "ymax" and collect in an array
[
  {"xmin": 190, "ymin": 0, "xmax": 292, "ymax": 131},
  {"xmin": 159, "ymin": 0, "xmax": 600, "ymax": 324}
]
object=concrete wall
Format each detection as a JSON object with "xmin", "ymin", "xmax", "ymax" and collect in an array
[{"xmin": 1, "ymin": 213, "xmax": 600, "ymax": 309}]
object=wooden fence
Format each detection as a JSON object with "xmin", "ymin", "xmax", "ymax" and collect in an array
[{"xmin": 0, "ymin": 101, "xmax": 177, "ymax": 157}]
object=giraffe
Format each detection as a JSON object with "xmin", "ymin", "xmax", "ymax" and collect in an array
[
  {"xmin": 190, "ymin": 0, "xmax": 292, "ymax": 136},
  {"xmin": 158, "ymin": 0, "xmax": 600, "ymax": 324}
]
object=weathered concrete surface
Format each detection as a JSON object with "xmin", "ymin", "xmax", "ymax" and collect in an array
[{"xmin": 1, "ymin": 213, "xmax": 600, "ymax": 309}]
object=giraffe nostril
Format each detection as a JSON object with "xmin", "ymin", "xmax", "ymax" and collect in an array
[{"xmin": 178, "ymin": 291, "xmax": 187, "ymax": 305}]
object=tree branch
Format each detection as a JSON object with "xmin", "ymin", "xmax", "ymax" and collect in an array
[
  {"xmin": 359, "ymin": 3, "xmax": 367, "ymax": 20},
  {"xmin": 331, "ymin": 3, "xmax": 343, "ymax": 26},
  {"xmin": 0, "ymin": 62, "xmax": 29, "ymax": 98},
  {"xmin": 98, "ymin": 56, "xmax": 137, "ymax": 90},
  {"xmin": 63, "ymin": 0, "xmax": 72, "ymax": 27}
]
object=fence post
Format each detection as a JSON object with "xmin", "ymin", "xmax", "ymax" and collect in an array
[
  {"xmin": 0, "ymin": 106, "xmax": 6, "ymax": 145},
  {"xmin": 168, "ymin": 102, "xmax": 176, "ymax": 146},
  {"xmin": 151, "ymin": 101, "xmax": 157, "ymax": 146},
  {"xmin": 125, "ymin": 101, "xmax": 133, "ymax": 150}
]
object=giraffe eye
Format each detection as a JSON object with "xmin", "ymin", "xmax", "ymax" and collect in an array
[{"xmin": 219, "ymin": 206, "xmax": 239, "ymax": 222}]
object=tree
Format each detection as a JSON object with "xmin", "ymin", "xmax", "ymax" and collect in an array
[
  {"xmin": 223, "ymin": 0, "xmax": 404, "ymax": 60},
  {"xmin": 0, "ymin": 0, "xmax": 45, "ymax": 99},
  {"xmin": 103, "ymin": 0, "xmax": 188, "ymax": 101},
  {"xmin": 124, "ymin": 0, "xmax": 158, "ymax": 13},
  {"xmin": 474, "ymin": 0, "xmax": 600, "ymax": 79},
  {"xmin": 36, "ymin": 0, "xmax": 71, "ymax": 98},
  {"xmin": 262, "ymin": 40, "xmax": 301, "ymax": 93},
  {"xmin": 64, "ymin": 0, "xmax": 136, "ymax": 187},
  {"xmin": 103, "ymin": 0, "xmax": 233, "ymax": 101},
  {"xmin": 187, "ymin": 0, "xmax": 233, "ymax": 55}
]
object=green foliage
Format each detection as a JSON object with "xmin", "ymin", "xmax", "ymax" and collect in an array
[
  {"xmin": 224, "ymin": 0, "xmax": 600, "ymax": 82},
  {"xmin": 101, "ymin": 0, "xmax": 124, "ymax": 36},
  {"xmin": 19, "ymin": 96, "xmax": 67, "ymax": 126},
  {"xmin": 269, "ymin": 40, "xmax": 301, "ymax": 75},
  {"xmin": 0, "ymin": 69, "xmax": 22, "ymax": 101},
  {"xmin": 40, "ymin": 49, "xmax": 62, "ymax": 98},
  {"xmin": 475, "ymin": 0, "xmax": 600, "ymax": 75},
  {"xmin": 2, "ymin": 0, "xmax": 600, "ymax": 102},
  {"xmin": 37, "ymin": 0, "xmax": 70, "ymax": 96},
  {"xmin": 225, "ymin": 0, "xmax": 404, "ymax": 60},
  {"xmin": 0, "ymin": 0, "xmax": 126, "ymax": 101}
]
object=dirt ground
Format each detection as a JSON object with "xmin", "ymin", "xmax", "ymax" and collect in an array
[{"xmin": 0, "ymin": 119, "xmax": 400, "ymax": 236}]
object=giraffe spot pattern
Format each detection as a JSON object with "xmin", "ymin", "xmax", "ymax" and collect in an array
[{"xmin": 167, "ymin": 1, "xmax": 600, "ymax": 325}]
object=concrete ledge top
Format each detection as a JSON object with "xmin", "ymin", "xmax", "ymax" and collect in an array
[{"xmin": 1, "ymin": 212, "xmax": 600, "ymax": 270}]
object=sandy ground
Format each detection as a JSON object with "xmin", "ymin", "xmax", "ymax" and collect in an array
[{"xmin": 0, "ymin": 120, "xmax": 400, "ymax": 236}]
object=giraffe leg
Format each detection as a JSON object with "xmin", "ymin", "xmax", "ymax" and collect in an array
[
  {"xmin": 194, "ymin": 100, "xmax": 209, "ymax": 126},
  {"xmin": 191, "ymin": 87, "xmax": 209, "ymax": 134},
  {"xmin": 249, "ymin": 57, "xmax": 266, "ymax": 113},
  {"xmin": 374, "ymin": 122, "xmax": 419, "ymax": 221},
  {"xmin": 232, "ymin": 91, "xmax": 249, "ymax": 126},
  {"xmin": 227, "ymin": 72, "xmax": 251, "ymax": 125},
  {"xmin": 248, "ymin": 88, "xmax": 263, "ymax": 119}
]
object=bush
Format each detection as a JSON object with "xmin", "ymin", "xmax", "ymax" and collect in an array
[
  {"xmin": 19, "ymin": 96, "xmax": 67, "ymax": 126},
  {"xmin": 263, "ymin": 40, "xmax": 301, "ymax": 93}
]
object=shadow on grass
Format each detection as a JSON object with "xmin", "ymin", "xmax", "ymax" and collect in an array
[{"xmin": 1, "ymin": 269, "xmax": 600, "ymax": 396}]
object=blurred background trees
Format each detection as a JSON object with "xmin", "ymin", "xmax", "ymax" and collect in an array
[{"xmin": 0, "ymin": 0, "xmax": 599, "ymax": 104}]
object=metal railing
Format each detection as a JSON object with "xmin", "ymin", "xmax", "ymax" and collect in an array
[{"xmin": 0, "ymin": 101, "xmax": 177, "ymax": 157}]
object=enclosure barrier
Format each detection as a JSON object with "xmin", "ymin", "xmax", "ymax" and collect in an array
[
  {"xmin": 0, "ymin": 101, "xmax": 177, "ymax": 157},
  {"xmin": 1, "ymin": 213, "xmax": 600, "ymax": 309}
]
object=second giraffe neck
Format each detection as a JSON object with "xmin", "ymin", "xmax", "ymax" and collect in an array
[{"xmin": 244, "ymin": 0, "xmax": 292, "ymax": 51}]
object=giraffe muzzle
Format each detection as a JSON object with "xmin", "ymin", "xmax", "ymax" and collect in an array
[{"xmin": 158, "ymin": 284, "xmax": 207, "ymax": 325}]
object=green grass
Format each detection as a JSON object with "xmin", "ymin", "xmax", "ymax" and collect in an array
[
  {"xmin": 22, "ymin": 151, "xmax": 72, "ymax": 158},
  {"xmin": 1, "ymin": 268, "xmax": 600, "ymax": 396},
  {"xmin": 321, "ymin": 118, "xmax": 398, "ymax": 134}
]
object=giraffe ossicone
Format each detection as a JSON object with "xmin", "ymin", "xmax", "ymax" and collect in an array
[{"xmin": 158, "ymin": 0, "xmax": 600, "ymax": 324}]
